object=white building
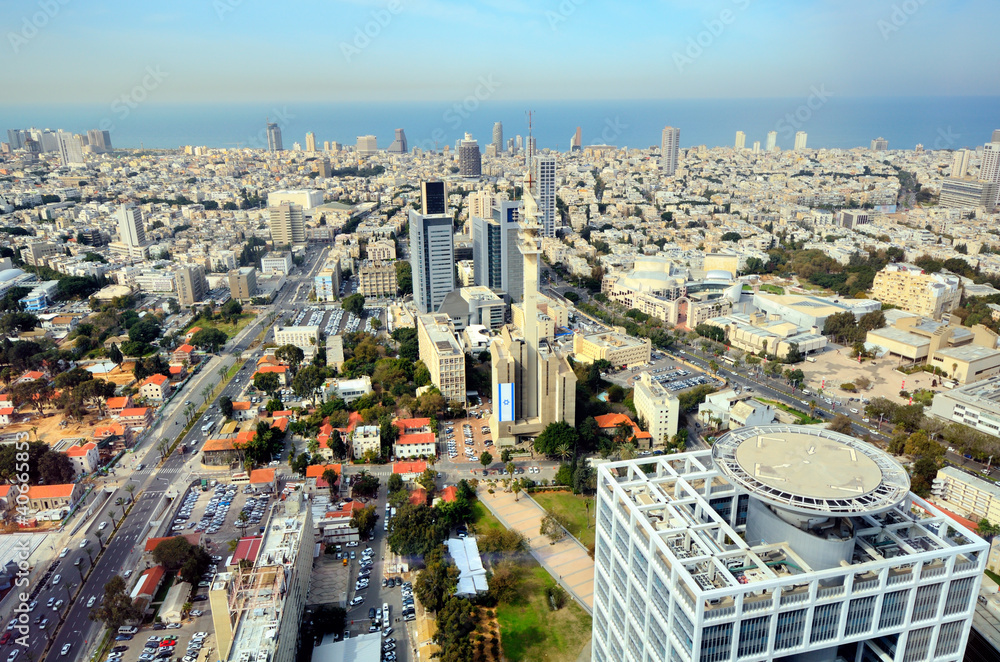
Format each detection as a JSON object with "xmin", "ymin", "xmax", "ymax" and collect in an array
[
  {"xmin": 266, "ymin": 189, "xmax": 324, "ymax": 210},
  {"xmin": 320, "ymin": 376, "xmax": 373, "ymax": 404},
  {"xmin": 351, "ymin": 425, "xmax": 381, "ymax": 460},
  {"xmin": 261, "ymin": 252, "xmax": 294, "ymax": 275},
  {"xmin": 273, "ymin": 325, "xmax": 319, "ymax": 351},
  {"xmin": 631, "ymin": 372, "xmax": 680, "ymax": 446},
  {"xmin": 592, "ymin": 426, "xmax": 986, "ymax": 662}
]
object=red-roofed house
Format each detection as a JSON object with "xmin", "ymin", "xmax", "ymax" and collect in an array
[
  {"xmin": 392, "ymin": 460, "xmax": 428, "ymax": 482},
  {"xmin": 171, "ymin": 344, "xmax": 198, "ymax": 365},
  {"xmin": 137, "ymin": 374, "xmax": 171, "ymax": 402},
  {"xmin": 0, "ymin": 407, "xmax": 13, "ymax": 426},
  {"xmin": 64, "ymin": 442, "xmax": 99, "ymax": 474},
  {"xmin": 231, "ymin": 401, "xmax": 255, "ymax": 421},
  {"xmin": 119, "ymin": 407, "xmax": 153, "ymax": 429},
  {"xmin": 305, "ymin": 463, "xmax": 342, "ymax": 494},
  {"xmin": 437, "ymin": 485, "xmax": 458, "ymax": 503},
  {"xmin": 93, "ymin": 423, "xmax": 135, "ymax": 453},
  {"xmin": 131, "ymin": 565, "xmax": 166, "ymax": 603},
  {"xmin": 168, "ymin": 365, "xmax": 186, "ymax": 379},
  {"xmin": 143, "ymin": 533, "xmax": 203, "ymax": 554},
  {"xmin": 16, "ymin": 370, "xmax": 45, "ymax": 385},
  {"xmin": 271, "ymin": 417, "xmax": 289, "ymax": 434},
  {"xmin": 249, "ymin": 468, "xmax": 276, "ymax": 493},
  {"xmin": 315, "ymin": 500, "xmax": 365, "ymax": 544},
  {"xmin": 106, "ymin": 396, "xmax": 132, "ymax": 418},
  {"xmin": 25, "ymin": 483, "xmax": 84, "ymax": 512},
  {"xmin": 185, "ymin": 327, "xmax": 202, "ymax": 341},
  {"xmin": 593, "ymin": 413, "xmax": 653, "ymax": 446},
  {"xmin": 409, "ymin": 488, "xmax": 428, "ymax": 506},
  {"xmin": 393, "ymin": 417, "xmax": 436, "ymax": 459},
  {"xmin": 253, "ymin": 364, "xmax": 290, "ymax": 386}
]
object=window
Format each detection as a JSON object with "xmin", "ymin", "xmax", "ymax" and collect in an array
[
  {"xmin": 738, "ymin": 616, "xmax": 770, "ymax": 658},
  {"xmin": 934, "ymin": 620, "xmax": 965, "ymax": 657},
  {"xmin": 911, "ymin": 583, "xmax": 942, "ymax": 622},
  {"xmin": 845, "ymin": 596, "xmax": 876, "ymax": 636},
  {"xmin": 774, "ymin": 609, "xmax": 805, "ymax": 651},
  {"xmin": 810, "ymin": 603, "xmax": 841, "ymax": 644},
  {"xmin": 902, "ymin": 627, "xmax": 932, "ymax": 662},
  {"xmin": 672, "ymin": 608, "xmax": 694, "ymax": 653},
  {"xmin": 879, "ymin": 589, "xmax": 909, "ymax": 629},
  {"xmin": 649, "ymin": 621, "xmax": 668, "ymax": 660},
  {"xmin": 699, "ymin": 623, "xmax": 733, "ymax": 662},
  {"xmin": 943, "ymin": 577, "xmax": 975, "ymax": 616}
]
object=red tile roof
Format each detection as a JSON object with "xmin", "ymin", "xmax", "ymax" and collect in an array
[
  {"xmin": 120, "ymin": 407, "xmax": 150, "ymax": 417},
  {"xmin": 106, "ymin": 397, "xmax": 130, "ymax": 409},
  {"xmin": 397, "ymin": 432, "xmax": 435, "ymax": 446},
  {"xmin": 249, "ymin": 468, "xmax": 275, "ymax": 484},
  {"xmin": 271, "ymin": 417, "xmax": 288, "ymax": 433},
  {"xmin": 593, "ymin": 413, "xmax": 652, "ymax": 439},
  {"xmin": 232, "ymin": 401, "xmax": 252, "ymax": 410},
  {"xmin": 392, "ymin": 460, "xmax": 427, "ymax": 475},
  {"xmin": 144, "ymin": 533, "xmax": 202, "ymax": 552},
  {"xmin": 439, "ymin": 485, "xmax": 458, "ymax": 503},
  {"xmin": 139, "ymin": 374, "xmax": 169, "ymax": 387},
  {"xmin": 409, "ymin": 488, "xmax": 427, "ymax": 506},
  {"xmin": 394, "ymin": 417, "xmax": 431, "ymax": 431},
  {"xmin": 306, "ymin": 463, "xmax": 342, "ymax": 478},
  {"xmin": 232, "ymin": 536, "xmax": 263, "ymax": 564},
  {"xmin": 176, "ymin": 344, "xmax": 194, "ymax": 353},
  {"xmin": 0, "ymin": 407, "xmax": 13, "ymax": 416},
  {"xmin": 26, "ymin": 484, "xmax": 76, "ymax": 499},
  {"xmin": 136, "ymin": 565, "xmax": 166, "ymax": 598}
]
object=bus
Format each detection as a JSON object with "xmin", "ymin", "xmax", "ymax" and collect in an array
[{"xmin": 201, "ymin": 420, "xmax": 214, "ymax": 435}]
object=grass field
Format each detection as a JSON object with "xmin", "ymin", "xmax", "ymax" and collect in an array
[
  {"xmin": 497, "ymin": 564, "xmax": 592, "ymax": 662},
  {"xmin": 529, "ymin": 491, "xmax": 595, "ymax": 549},
  {"xmin": 471, "ymin": 500, "xmax": 505, "ymax": 534},
  {"xmin": 185, "ymin": 313, "xmax": 254, "ymax": 339},
  {"xmin": 757, "ymin": 397, "xmax": 822, "ymax": 425}
]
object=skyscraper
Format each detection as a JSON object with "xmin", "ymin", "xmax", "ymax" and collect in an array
[
  {"xmin": 752, "ymin": 141, "xmax": 761, "ymax": 153},
  {"xmin": 266, "ymin": 122, "xmax": 283, "ymax": 151},
  {"xmin": 661, "ymin": 126, "xmax": 680, "ymax": 175},
  {"xmin": 734, "ymin": 131, "xmax": 746, "ymax": 149},
  {"xmin": 6, "ymin": 129, "xmax": 25, "ymax": 150},
  {"xmin": 86, "ymin": 129, "xmax": 113, "ymax": 153},
  {"xmin": 57, "ymin": 131, "xmax": 85, "ymax": 165},
  {"xmin": 356, "ymin": 135, "xmax": 378, "ymax": 155},
  {"xmin": 409, "ymin": 184, "xmax": 456, "ymax": 314},
  {"xmin": 459, "ymin": 134, "xmax": 482, "ymax": 177},
  {"xmin": 421, "ymin": 181, "xmax": 447, "ymax": 215},
  {"xmin": 992, "ymin": 129, "xmax": 1000, "ymax": 143},
  {"xmin": 492, "ymin": 122, "xmax": 503, "ymax": 154},
  {"xmin": 472, "ymin": 200, "xmax": 525, "ymax": 301},
  {"xmin": 175, "ymin": 265, "xmax": 207, "ymax": 307},
  {"xmin": 531, "ymin": 155, "xmax": 557, "ymax": 237},
  {"xmin": 952, "ymin": 150, "xmax": 970, "ymax": 178},
  {"xmin": 388, "ymin": 129, "xmax": 408, "ymax": 154},
  {"xmin": 766, "ymin": 130, "xmax": 777, "ymax": 152},
  {"xmin": 269, "ymin": 203, "xmax": 305, "ymax": 246},
  {"xmin": 871, "ymin": 136, "xmax": 889, "ymax": 151},
  {"xmin": 305, "ymin": 132, "xmax": 316, "ymax": 152},
  {"xmin": 794, "ymin": 131, "xmax": 808, "ymax": 150},
  {"xmin": 117, "ymin": 203, "xmax": 147, "ymax": 247},
  {"xmin": 591, "ymin": 426, "xmax": 985, "ymax": 662},
  {"xmin": 980, "ymin": 142, "xmax": 1000, "ymax": 184},
  {"xmin": 570, "ymin": 126, "xmax": 582, "ymax": 152}
]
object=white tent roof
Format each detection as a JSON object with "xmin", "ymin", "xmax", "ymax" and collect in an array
[{"xmin": 446, "ymin": 537, "xmax": 488, "ymax": 596}]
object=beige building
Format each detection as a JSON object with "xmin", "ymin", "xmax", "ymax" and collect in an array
[
  {"xmin": 273, "ymin": 325, "xmax": 319, "ymax": 351},
  {"xmin": 417, "ymin": 313, "xmax": 466, "ymax": 407},
  {"xmin": 573, "ymin": 328, "xmax": 651, "ymax": 368},
  {"xmin": 227, "ymin": 267, "xmax": 258, "ymax": 302},
  {"xmin": 356, "ymin": 260, "xmax": 398, "ymax": 298},
  {"xmin": 511, "ymin": 292, "xmax": 571, "ymax": 341},
  {"xmin": 351, "ymin": 425, "xmax": 381, "ymax": 459},
  {"xmin": 269, "ymin": 203, "xmax": 306, "ymax": 246},
  {"xmin": 632, "ymin": 372, "xmax": 679, "ymax": 446},
  {"xmin": 175, "ymin": 265, "xmax": 207, "ymax": 307},
  {"xmin": 705, "ymin": 312, "xmax": 828, "ymax": 359},
  {"xmin": 931, "ymin": 465, "xmax": 1000, "ymax": 523},
  {"xmin": 703, "ymin": 252, "xmax": 739, "ymax": 277},
  {"xmin": 871, "ymin": 263, "xmax": 961, "ymax": 319},
  {"xmin": 367, "ymin": 239, "xmax": 396, "ymax": 262}
]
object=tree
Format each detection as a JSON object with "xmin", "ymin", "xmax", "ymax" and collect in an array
[
  {"xmin": 11, "ymin": 379, "xmax": 52, "ymax": 416},
  {"xmin": 77, "ymin": 378, "xmax": 116, "ymax": 416},
  {"xmin": 487, "ymin": 560, "xmax": 520, "ymax": 605},
  {"xmin": 253, "ymin": 372, "xmax": 281, "ymax": 398},
  {"xmin": 275, "ymin": 344, "xmax": 305, "ymax": 373},
  {"xmin": 534, "ymin": 420, "xmax": 579, "ymax": 456},
  {"xmin": 152, "ymin": 536, "xmax": 198, "ymax": 572},
  {"xmin": 352, "ymin": 471, "xmax": 380, "ymax": 499},
  {"xmin": 128, "ymin": 317, "xmax": 161, "ymax": 344},
  {"xmin": 414, "ymin": 547, "xmax": 459, "ymax": 613},
  {"xmin": 292, "ymin": 365, "xmax": 325, "ymax": 402},
  {"xmin": 322, "ymin": 467, "xmax": 340, "ymax": 498},
  {"xmin": 0, "ymin": 312, "xmax": 38, "ymax": 334},
  {"xmin": 220, "ymin": 298, "xmax": 243, "ymax": 323},
  {"xmin": 387, "ymin": 473, "xmax": 404, "ymax": 493},
  {"xmin": 387, "ymin": 504, "xmax": 449, "ymax": 557},
  {"xmin": 342, "ymin": 293, "xmax": 365, "ymax": 316},
  {"xmin": 827, "ymin": 414, "xmax": 854, "ymax": 435},
  {"xmin": 190, "ymin": 328, "xmax": 228, "ymax": 353},
  {"xmin": 351, "ymin": 504, "xmax": 378, "ymax": 540},
  {"xmin": 395, "ymin": 261, "xmax": 412, "ymax": 296},
  {"xmin": 479, "ymin": 451, "xmax": 493, "ymax": 468},
  {"xmin": 219, "ymin": 395, "xmax": 234, "ymax": 419},
  {"xmin": 540, "ymin": 513, "xmax": 565, "ymax": 543},
  {"xmin": 89, "ymin": 576, "xmax": 142, "ymax": 631},
  {"xmin": 326, "ymin": 434, "xmax": 348, "ymax": 460},
  {"xmin": 39, "ymin": 451, "xmax": 75, "ymax": 484},
  {"xmin": 417, "ymin": 467, "xmax": 437, "ymax": 493}
]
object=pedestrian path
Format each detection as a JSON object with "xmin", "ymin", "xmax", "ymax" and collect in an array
[{"xmin": 478, "ymin": 488, "xmax": 593, "ymax": 614}]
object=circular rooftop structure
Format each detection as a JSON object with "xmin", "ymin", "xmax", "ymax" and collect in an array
[
  {"xmin": 712, "ymin": 425, "xmax": 910, "ymax": 516},
  {"xmin": 0, "ymin": 268, "xmax": 25, "ymax": 283}
]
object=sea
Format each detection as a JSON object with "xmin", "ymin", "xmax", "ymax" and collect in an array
[{"xmin": 2, "ymin": 97, "xmax": 998, "ymax": 153}]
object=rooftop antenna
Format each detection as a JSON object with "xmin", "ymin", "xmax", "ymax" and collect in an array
[{"xmin": 525, "ymin": 109, "xmax": 534, "ymax": 185}]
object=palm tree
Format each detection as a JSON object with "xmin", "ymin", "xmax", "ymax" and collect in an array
[
  {"xmin": 512, "ymin": 478, "xmax": 522, "ymax": 502},
  {"xmin": 124, "ymin": 483, "xmax": 136, "ymax": 504},
  {"xmin": 708, "ymin": 360, "xmax": 719, "ymax": 375},
  {"xmin": 618, "ymin": 443, "xmax": 638, "ymax": 461},
  {"xmin": 30, "ymin": 426, "xmax": 38, "ymax": 442},
  {"xmin": 555, "ymin": 442, "xmax": 572, "ymax": 463},
  {"xmin": 808, "ymin": 400, "xmax": 817, "ymax": 418},
  {"xmin": 95, "ymin": 531, "xmax": 104, "ymax": 550},
  {"xmin": 115, "ymin": 497, "xmax": 126, "ymax": 519},
  {"xmin": 614, "ymin": 421, "xmax": 633, "ymax": 446},
  {"xmin": 236, "ymin": 512, "xmax": 249, "ymax": 537},
  {"xmin": 505, "ymin": 462, "xmax": 516, "ymax": 479}
]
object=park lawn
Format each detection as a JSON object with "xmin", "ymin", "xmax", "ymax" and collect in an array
[
  {"xmin": 759, "ymin": 284, "xmax": 785, "ymax": 295},
  {"xmin": 472, "ymin": 500, "xmax": 505, "ymax": 534},
  {"xmin": 185, "ymin": 313, "xmax": 254, "ymax": 339},
  {"xmin": 757, "ymin": 398, "xmax": 822, "ymax": 425},
  {"xmin": 497, "ymin": 563, "xmax": 592, "ymax": 662},
  {"xmin": 530, "ymin": 491, "xmax": 595, "ymax": 549}
]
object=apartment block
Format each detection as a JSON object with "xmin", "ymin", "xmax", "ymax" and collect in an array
[
  {"xmin": 417, "ymin": 313, "xmax": 466, "ymax": 407},
  {"xmin": 314, "ymin": 258, "xmax": 342, "ymax": 302},
  {"xmin": 592, "ymin": 427, "xmax": 986, "ymax": 662},
  {"xmin": 356, "ymin": 260, "xmax": 398, "ymax": 298},
  {"xmin": 931, "ymin": 465, "xmax": 1000, "ymax": 524},
  {"xmin": 871, "ymin": 264, "xmax": 961, "ymax": 320},
  {"xmin": 261, "ymin": 252, "xmax": 293, "ymax": 275},
  {"xmin": 273, "ymin": 326, "xmax": 319, "ymax": 351},
  {"xmin": 175, "ymin": 265, "xmax": 207, "ymax": 306},
  {"xmin": 367, "ymin": 239, "xmax": 396, "ymax": 262},
  {"xmin": 227, "ymin": 267, "xmax": 258, "ymax": 302},
  {"xmin": 573, "ymin": 329, "xmax": 651, "ymax": 368},
  {"xmin": 351, "ymin": 425, "xmax": 381, "ymax": 460},
  {"xmin": 632, "ymin": 372, "xmax": 680, "ymax": 447}
]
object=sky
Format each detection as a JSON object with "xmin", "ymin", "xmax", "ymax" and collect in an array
[{"xmin": 2, "ymin": 0, "xmax": 999, "ymax": 104}]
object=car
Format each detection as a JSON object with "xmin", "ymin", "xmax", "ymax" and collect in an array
[
  {"xmin": 147, "ymin": 637, "xmax": 162, "ymax": 643},
  {"xmin": 124, "ymin": 570, "xmax": 133, "ymax": 579},
  {"xmin": 52, "ymin": 574, "xmax": 61, "ymax": 585},
  {"xmin": 190, "ymin": 609, "xmax": 204, "ymax": 617},
  {"xmin": 99, "ymin": 521, "xmax": 108, "ymax": 531},
  {"xmin": 53, "ymin": 600, "xmax": 63, "ymax": 610},
  {"xmin": 58, "ymin": 547, "xmax": 69, "ymax": 558},
  {"xmin": 38, "ymin": 618, "xmax": 49, "ymax": 630},
  {"xmin": 193, "ymin": 633, "xmax": 209, "ymax": 639},
  {"xmin": 139, "ymin": 656, "xmax": 155, "ymax": 662},
  {"xmin": 112, "ymin": 647, "xmax": 129, "ymax": 653},
  {"xmin": 7, "ymin": 651, "xmax": 18, "ymax": 662},
  {"xmin": 153, "ymin": 624, "xmax": 166, "ymax": 631},
  {"xmin": 350, "ymin": 596, "xmax": 364, "ymax": 606},
  {"xmin": 383, "ymin": 628, "xmax": 393, "ymax": 637},
  {"xmin": 87, "ymin": 596, "xmax": 97, "ymax": 608},
  {"xmin": 114, "ymin": 635, "xmax": 133, "ymax": 641},
  {"xmin": 0, "ymin": 634, "xmax": 9, "ymax": 646},
  {"xmin": 166, "ymin": 623, "xmax": 183, "ymax": 629},
  {"xmin": 61, "ymin": 644, "xmax": 72, "ymax": 656},
  {"xmin": 107, "ymin": 653, "xmax": 123, "ymax": 660},
  {"xmin": 80, "ymin": 538, "xmax": 90, "ymax": 548}
]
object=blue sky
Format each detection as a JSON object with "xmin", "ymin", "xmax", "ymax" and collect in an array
[{"xmin": 2, "ymin": 0, "xmax": 998, "ymax": 103}]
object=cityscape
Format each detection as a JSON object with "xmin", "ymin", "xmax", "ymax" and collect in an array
[{"xmin": 2, "ymin": 2, "xmax": 1000, "ymax": 662}]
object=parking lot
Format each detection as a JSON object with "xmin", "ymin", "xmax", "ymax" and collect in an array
[
  {"xmin": 110, "ymin": 617, "xmax": 217, "ymax": 662},
  {"xmin": 285, "ymin": 305, "xmax": 383, "ymax": 337},
  {"xmin": 169, "ymin": 483, "xmax": 271, "ymax": 541},
  {"xmin": 439, "ymin": 402, "xmax": 545, "ymax": 480},
  {"xmin": 612, "ymin": 351, "xmax": 716, "ymax": 393}
]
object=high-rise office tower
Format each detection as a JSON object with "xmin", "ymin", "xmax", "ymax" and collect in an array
[
  {"xmin": 323, "ymin": 140, "xmax": 331, "ymax": 152},
  {"xmin": 472, "ymin": 200, "xmax": 525, "ymax": 301},
  {"xmin": 871, "ymin": 136, "xmax": 889, "ymax": 151},
  {"xmin": 506, "ymin": 138, "xmax": 516, "ymax": 154},
  {"xmin": 459, "ymin": 134, "xmax": 482, "ymax": 177},
  {"xmin": 388, "ymin": 129, "xmax": 408, "ymax": 154},
  {"xmin": 492, "ymin": 122, "xmax": 503, "ymax": 154},
  {"xmin": 734, "ymin": 131, "xmax": 746, "ymax": 149},
  {"xmin": 752, "ymin": 141, "xmax": 760, "ymax": 154},
  {"xmin": 86, "ymin": 129, "xmax": 112, "ymax": 153},
  {"xmin": 117, "ymin": 203, "xmax": 147, "ymax": 247},
  {"xmin": 531, "ymin": 155, "xmax": 557, "ymax": 237},
  {"xmin": 305, "ymin": 132, "xmax": 317, "ymax": 152},
  {"xmin": 266, "ymin": 122, "xmax": 283, "ymax": 152},
  {"xmin": 292, "ymin": 142, "xmax": 302, "ymax": 151},
  {"xmin": 794, "ymin": 131, "xmax": 808, "ymax": 150},
  {"xmin": 421, "ymin": 181, "xmax": 447, "ymax": 215},
  {"xmin": 570, "ymin": 127, "xmax": 582, "ymax": 152},
  {"xmin": 316, "ymin": 158, "xmax": 332, "ymax": 178},
  {"xmin": 409, "ymin": 184, "xmax": 456, "ymax": 314},
  {"xmin": 175, "ymin": 265, "xmax": 207, "ymax": 307},
  {"xmin": 980, "ymin": 143, "xmax": 1000, "ymax": 183},
  {"xmin": 515, "ymin": 135, "xmax": 523, "ymax": 151},
  {"xmin": 661, "ymin": 126, "xmax": 680, "ymax": 175},
  {"xmin": 992, "ymin": 129, "xmax": 1000, "ymax": 143},
  {"xmin": 952, "ymin": 150, "xmax": 970, "ymax": 178},
  {"xmin": 269, "ymin": 203, "xmax": 305, "ymax": 246},
  {"xmin": 6, "ymin": 130, "xmax": 24, "ymax": 150},
  {"xmin": 356, "ymin": 135, "xmax": 378, "ymax": 155},
  {"xmin": 57, "ymin": 131, "xmax": 85, "ymax": 165},
  {"xmin": 591, "ymin": 425, "xmax": 985, "ymax": 662},
  {"xmin": 766, "ymin": 130, "xmax": 778, "ymax": 152}
]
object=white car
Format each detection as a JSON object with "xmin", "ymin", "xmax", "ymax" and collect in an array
[
  {"xmin": 87, "ymin": 596, "xmax": 97, "ymax": 608},
  {"xmin": 61, "ymin": 644, "xmax": 72, "ymax": 656},
  {"xmin": 52, "ymin": 574, "xmax": 61, "ymax": 586}
]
